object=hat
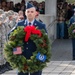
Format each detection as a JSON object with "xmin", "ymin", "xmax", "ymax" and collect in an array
[
  {"xmin": 26, "ymin": 2, "xmax": 35, "ymax": 9},
  {"xmin": 7, "ymin": 10, "xmax": 14, "ymax": 17}
]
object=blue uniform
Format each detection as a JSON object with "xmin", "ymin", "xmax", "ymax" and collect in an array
[
  {"xmin": 9, "ymin": 19, "xmax": 47, "ymax": 75},
  {"xmin": 69, "ymin": 15, "xmax": 75, "ymax": 60}
]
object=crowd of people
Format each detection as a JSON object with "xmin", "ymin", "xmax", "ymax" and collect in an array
[
  {"xmin": 57, "ymin": 1, "xmax": 75, "ymax": 39},
  {"xmin": 0, "ymin": 0, "xmax": 45, "ymax": 14}
]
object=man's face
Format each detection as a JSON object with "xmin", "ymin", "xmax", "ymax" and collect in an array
[{"xmin": 25, "ymin": 7, "xmax": 36, "ymax": 21}]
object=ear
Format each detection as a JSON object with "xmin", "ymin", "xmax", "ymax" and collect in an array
[{"xmin": 36, "ymin": 11, "xmax": 39, "ymax": 16}]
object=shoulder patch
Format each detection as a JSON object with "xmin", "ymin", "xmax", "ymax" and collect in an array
[{"xmin": 18, "ymin": 20, "xmax": 24, "ymax": 23}]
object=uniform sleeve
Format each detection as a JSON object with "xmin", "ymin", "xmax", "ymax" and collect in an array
[{"xmin": 68, "ymin": 17, "xmax": 74, "ymax": 27}]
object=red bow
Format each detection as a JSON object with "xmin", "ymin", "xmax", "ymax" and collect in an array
[{"xmin": 24, "ymin": 26, "xmax": 42, "ymax": 42}]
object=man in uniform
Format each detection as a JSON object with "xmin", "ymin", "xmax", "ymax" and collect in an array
[
  {"xmin": 69, "ymin": 8, "xmax": 75, "ymax": 27},
  {"xmin": 9, "ymin": 2, "xmax": 47, "ymax": 75}
]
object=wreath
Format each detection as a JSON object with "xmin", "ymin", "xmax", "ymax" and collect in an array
[
  {"xmin": 68, "ymin": 24, "xmax": 75, "ymax": 38},
  {"xmin": 4, "ymin": 26, "xmax": 51, "ymax": 73}
]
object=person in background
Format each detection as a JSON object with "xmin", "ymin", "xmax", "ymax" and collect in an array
[
  {"xmin": 0, "ymin": 10, "xmax": 12, "ymax": 74},
  {"xmin": 57, "ymin": 2, "xmax": 65, "ymax": 39},
  {"xmin": 69, "ymin": 8, "xmax": 75, "ymax": 27},
  {"xmin": 4, "ymin": 10, "xmax": 16, "ymax": 32},
  {"xmin": 35, "ymin": 7, "xmax": 43, "ymax": 22},
  {"xmin": 38, "ymin": 3, "xmax": 44, "ymax": 14},
  {"xmin": 16, "ymin": 10, "xmax": 24, "ymax": 23},
  {"xmin": 1, "ymin": 1, "xmax": 7, "ymax": 11}
]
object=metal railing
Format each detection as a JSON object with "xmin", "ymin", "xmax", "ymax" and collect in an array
[
  {"xmin": 47, "ymin": 19, "xmax": 57, "ymax": 30},
  {"xmin": 47, "ymin": 19, "xmax": 57, "ymax": 43}
]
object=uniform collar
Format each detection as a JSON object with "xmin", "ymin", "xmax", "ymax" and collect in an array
[
  {"xmin": 24, "ymin": 19, "xmax": 37, "ymax": 26},
  {"xmin": 27, "ymin": 19, "xmax": 34, "ymax": 26}
]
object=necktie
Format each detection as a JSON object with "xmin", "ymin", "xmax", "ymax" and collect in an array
[{"xmin": 29, "ymin": 22, "xmax": 31, "ymax": 26}]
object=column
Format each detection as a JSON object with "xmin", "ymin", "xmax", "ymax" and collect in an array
[
  {"xmin": 45, "ymin": 0, "xmax": 57, "ymax": 39},
  {"xmin": 45, "ymin": 0, "xmax": 57, "ymax": 17}
]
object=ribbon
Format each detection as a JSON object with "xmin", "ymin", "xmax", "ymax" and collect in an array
[{"xmin": 24, "ymin": 26, "xmax": 42, "ymax": 42}]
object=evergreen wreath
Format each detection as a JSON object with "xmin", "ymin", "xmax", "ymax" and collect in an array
[
  {"xmin": 4, "ymin": 26, "xmax": 51, "ymax": 73},
  {"xmin": 68, "ymin": 24, "xmax": 75, "ymax": 38}
]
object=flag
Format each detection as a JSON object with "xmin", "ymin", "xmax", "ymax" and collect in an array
[
  {"xmin": 13, "ymin": 47, "xmax": 22, "ymax": 55},
  {"xmin": 36, "ymin": 52, "xmax": 47, "ymax": 62}
]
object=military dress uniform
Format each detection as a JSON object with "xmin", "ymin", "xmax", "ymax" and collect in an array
[
  {"xmin": 69, "ymin": 11, "xmax": 75, "ymax": 60},
  {"xmin": 69, "ymin": 15, "xmax": 75, "ymax": 27},
  {"xmin": 9, "ymin": 2, "xmax": 47, "ymax": 75},
  {"xmin": 9, "ymin": 18, "xmax": 47, "ymax": 75}
]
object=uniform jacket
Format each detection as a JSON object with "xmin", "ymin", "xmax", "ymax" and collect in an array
[
  {"xmin": 69, "ymin": 15, "xmax": 75, "ymax": 27},
  {"xmin": 9, "ymin": 19, "xmax": 47, "ymax": 59}
]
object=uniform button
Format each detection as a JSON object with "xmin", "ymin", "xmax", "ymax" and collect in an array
[{"xmin": 26, "ymin": 47, "xmax": 28, "ymax": 49}]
